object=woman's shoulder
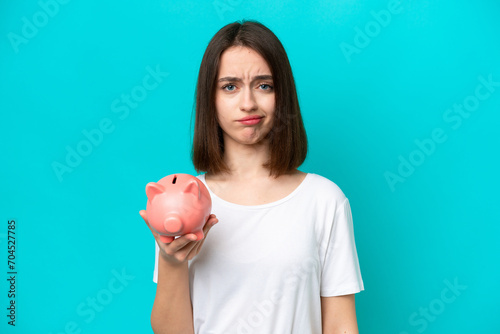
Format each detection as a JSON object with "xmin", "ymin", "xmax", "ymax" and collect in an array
[{"xmin": 304, "ymin": 172, "xmax": 348, "ymax": 203}]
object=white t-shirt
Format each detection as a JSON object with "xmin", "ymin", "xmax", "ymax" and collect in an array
[{"xmin": 153, "ymin": 172, "xmax": 364, "ymax": 334}]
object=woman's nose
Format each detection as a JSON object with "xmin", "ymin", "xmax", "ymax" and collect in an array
[{"xmin": 239, "ymin": 88, "xmax": 258, "ymax": 112}]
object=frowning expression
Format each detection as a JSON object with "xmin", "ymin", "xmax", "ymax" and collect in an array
[{"xmin": 215, "ymin": 46, "xmax": 275, "ymax": 146}]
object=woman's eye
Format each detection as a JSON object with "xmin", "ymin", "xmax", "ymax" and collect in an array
[
  {"xmin": 223, "ymin": 84, "xmax": 236, "ymax": 91},
  {"xmin": 259, "ymin": 84, "xmax": 273, "ymax": 90}
]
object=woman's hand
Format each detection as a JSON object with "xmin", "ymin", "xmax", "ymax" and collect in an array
[{"xmin": 139, "ymin": 210, "xmax": 218, "ymax": 266}]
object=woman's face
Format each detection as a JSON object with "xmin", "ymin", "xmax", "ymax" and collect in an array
[{"xmin": 215, "ymin": 46, "xmax": 275, "ymax": 147}]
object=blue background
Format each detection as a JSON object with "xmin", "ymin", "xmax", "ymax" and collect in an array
[{"xmin": 1, "ymin": 0, "xmax": 499, "ymax": 333}]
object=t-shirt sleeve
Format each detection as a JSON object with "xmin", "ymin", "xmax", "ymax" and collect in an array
[
  {"xmin": 320, "ymin": 197, "xmax": 364, "ymax": 296},
  {"xmin": 153, "ymin": 240, "xmax": 159, "ymax": 283}
]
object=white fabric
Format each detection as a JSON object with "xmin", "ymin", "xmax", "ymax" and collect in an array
[{"xmin": 153, "ymin": 172, "xmax": 364, "ymax": 334}]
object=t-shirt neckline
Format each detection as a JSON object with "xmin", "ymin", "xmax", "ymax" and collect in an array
[{"xmin": 198, "ymin": 173, "xmax": 312, "ymax": 210}]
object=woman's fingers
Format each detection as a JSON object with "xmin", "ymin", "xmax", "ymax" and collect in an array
[
  {"xmin": 190, "ymin": 215, "xmax": 218, "ymax": 255},
  {"xmin": 167, "ymin": 234, "xmax": 198, "ymax": 252},
  {"xmin": 140, "ymin": 210, "xmax": 219, "ymax": 263},
  {"xmin": 197, "ymin": 214, "xmax": 218, "ymax": 245},
  {"xmin": 175, "ymin": 214, "xmax": 219, "ymax": 259},
  {"xmin": 166, "ymin": 234, "xmax": 206, "ymax": 262}
]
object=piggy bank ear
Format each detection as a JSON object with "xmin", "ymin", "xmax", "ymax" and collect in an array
[
  {"xmin": 146, "ymin": 182, "xmax": 165, "ymax": 200},
  {"xmin": 183, "ymin": 179, "xmax": 200, "ymax": 199}
]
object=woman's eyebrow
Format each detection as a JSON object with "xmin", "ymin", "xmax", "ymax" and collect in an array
[{"xmin": 217, "ymin": 75, "xmax": 273, "ymax": 83}]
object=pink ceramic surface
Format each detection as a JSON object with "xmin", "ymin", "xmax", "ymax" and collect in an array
[{"xmin": 145, "ymin": 173, "xmax": 212, "ymax": 243}]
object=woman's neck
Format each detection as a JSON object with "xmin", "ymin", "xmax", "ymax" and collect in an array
[{"xmin": 219, "ymin": 138, "xmax": 271, "ymax": 180}]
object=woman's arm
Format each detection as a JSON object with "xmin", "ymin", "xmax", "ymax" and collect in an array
[
  {"xmin": 151, "ymin": 259, "xmax": 194, "ymax": 334},
  {"xmin": 141, "ymin": 211, "xmax": 219, "ymax": 334},
  {"xmin": 321, "ymin": 294, "xmax": 359, "ymax": 334}
]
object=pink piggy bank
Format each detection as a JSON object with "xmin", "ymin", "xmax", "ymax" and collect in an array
[{"xmin": 145, "ymin": 173, "xmax": 212, "ymax": 243}]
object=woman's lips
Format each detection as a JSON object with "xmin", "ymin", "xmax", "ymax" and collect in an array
[{"xmin": 237, "ymin": 116, "xmax": 263, "ymax": 125}]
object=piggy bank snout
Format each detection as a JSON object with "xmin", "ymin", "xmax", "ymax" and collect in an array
[{"xmin": 164, "ymin": 215, "xmax": 183, "ymax": 234}]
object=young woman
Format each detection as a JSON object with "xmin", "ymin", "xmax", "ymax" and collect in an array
[{"xmin": 140, "ymin": 20, "xmax": 364, "ymax": 334}]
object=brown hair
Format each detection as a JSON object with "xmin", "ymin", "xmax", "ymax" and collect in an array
[{"xmin": 191, "ymin": 19, "xmax": 307, "ymax": 178}]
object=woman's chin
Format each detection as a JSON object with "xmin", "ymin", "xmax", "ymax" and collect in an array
[{"xmin": 224, "ymin": 130, "xmax": 270, "ymax": 147}]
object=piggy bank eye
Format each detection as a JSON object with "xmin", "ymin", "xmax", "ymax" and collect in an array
[{"xmin": 172, "ymin": 175, "xmax": 177, "ymax": 184}]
